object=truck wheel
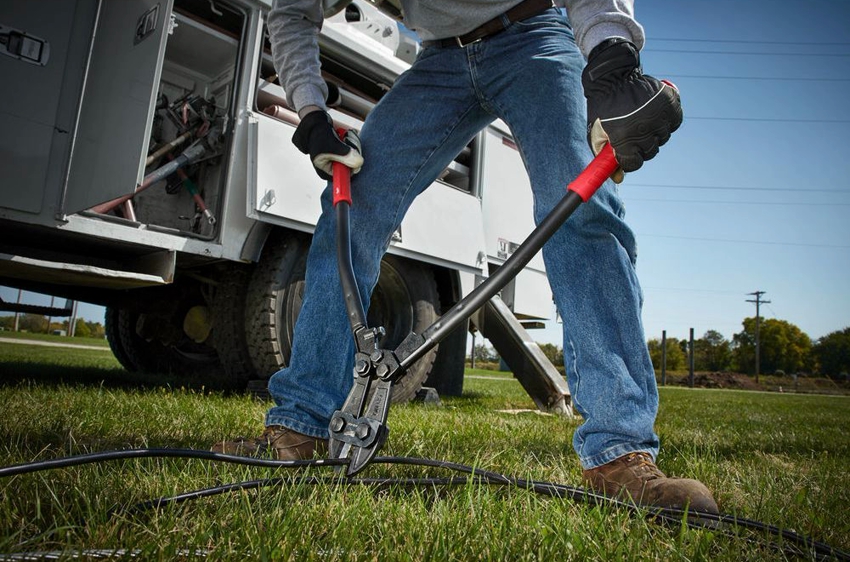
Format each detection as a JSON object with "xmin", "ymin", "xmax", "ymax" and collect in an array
[
  {"xmin": 244, "ymin": 233, "xmax": 309, "ymax": 379},
  {"xmin": 425, "ymin": 322, "xmax": 467, "ymax": 397},
  {"xmin": 368, "ymin": 254, "xmax": 441, "ymax": 402},
  {"xmin": 211, "ymin": 264, "xmax": 257, "ymax": 389},
  {"xmin": 104, "ymin": 306, "xmax": 220, "ymax": 378},
  {"xmin": 105, "ymin": 307, "xmax": 138, "ymax": 373},
  {"xmin": 245, "ymin": 232, "xmax": 441, "ymax": 403}
]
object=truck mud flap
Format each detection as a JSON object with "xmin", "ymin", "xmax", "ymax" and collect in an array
[{"xmin": 471, "ymin": 295, "xmax": 573, "ymax": 416}]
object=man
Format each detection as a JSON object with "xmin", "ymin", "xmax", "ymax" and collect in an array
[{"xmin": 215, "ymin": 0, "xmax": 718, "ymax": 514}]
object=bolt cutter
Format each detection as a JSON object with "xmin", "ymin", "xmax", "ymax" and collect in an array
[{"xmin": 327, "ymin": 131, "xmax": 618, "ymax": 475}]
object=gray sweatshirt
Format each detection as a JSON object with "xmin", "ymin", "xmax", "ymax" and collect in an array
[{"xmin": 268, "ymin": 0, "xmax": 645, "ymax": 114}]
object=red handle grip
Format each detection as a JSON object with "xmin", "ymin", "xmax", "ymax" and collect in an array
[
  {"xmin": 332, "ymin": 161, "xmax": 352, "ymax": 206},
  {"xmin": 332, "ymin": 127, "xmax": 352, "ymax": 207},
  {"xmin": 567, "ymin": 143, "xmax": 619, "ymax": 202}
]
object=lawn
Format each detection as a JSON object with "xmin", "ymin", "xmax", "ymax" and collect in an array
[
  {"xmin": 1, "ymin": 342, "xmax": 848, "ymax": 560},
  {"xmin": 0, "ymin": 331, "xmax": 110, "ymax": 347}
]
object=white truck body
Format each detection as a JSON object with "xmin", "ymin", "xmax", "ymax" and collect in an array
[{"xmin": 0, "ymin": 0, "xmax": 566, "ymax": 408}]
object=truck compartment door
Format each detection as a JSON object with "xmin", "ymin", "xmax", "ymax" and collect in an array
[
  {"xmin": 63, "ymin": 0, "xmax": 174, "ymax": 216},
  {"xmin": 0, "ymin": 0, "xmax": 87, "ymax": 216}
]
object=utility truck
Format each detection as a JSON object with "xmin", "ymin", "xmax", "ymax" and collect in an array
[{"xmin": 0, "ymin": 0, "xmax": 570, "ymax": 411}]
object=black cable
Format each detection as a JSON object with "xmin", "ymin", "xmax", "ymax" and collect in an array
[
  {"xmin": 126, "ymin": 462, "xmax": 845, "ymax": 561},
  {"xmin": 0, "ymin": 448, "xmax": 348, "ymax": 477},
  {"xmin": 119, "ymin": 475, "xmax": 472, "ymax": 515},
  {"xmin": 2, "ymin": 449, "xmax": 848, "ymax": 561}
]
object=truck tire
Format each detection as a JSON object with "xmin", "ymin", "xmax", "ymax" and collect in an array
[
  {"xmin": 104, "ymin": 307, "xmax": 138, "ymax": 373},
  {"xmin": 104, "ymin": 306, "xmax": 220, "ymax": 378},
  {"xmin": 368, "ymin": 254, "xmax": 441, "ymax": 402},
  {"xmin": 211, "ymin": 264, "xmax": 256, "ymax": 389},
  {"xmin": 245, "ymin": 232, "xmax": 441, "ymax": 403},
  {"xmin": 244, "ymin": 233, "xmax": 309, "ymax": 379},
  {"xmin": 105, "ymin": 307, "xmax": 169, "ymax": 374},
  {"xmin": 424, "ymin": 322, "xmax": 467, "ymax": 397}
]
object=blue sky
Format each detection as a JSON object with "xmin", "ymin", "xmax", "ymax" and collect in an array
[
  {"xmin": 3, "ymin": 0, "xmax": 849, "ymax": 351},
  {"xmin": 611, "ymin": 0, "xmax": 850, "ymax": 345}
]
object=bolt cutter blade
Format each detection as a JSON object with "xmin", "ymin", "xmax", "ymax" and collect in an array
[{"xmin": 328, "ymin": 377, "xmax": 392, "ymax": 475}]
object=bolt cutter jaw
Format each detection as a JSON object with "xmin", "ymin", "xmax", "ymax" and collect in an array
[{"xmin": 328, "ymin": 327, "xmax": 399, "ymax": 475}]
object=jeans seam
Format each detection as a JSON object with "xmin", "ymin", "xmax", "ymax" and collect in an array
[
  {"xmin": 467, "ymin": 46, "xmax": 497, "ymax": 115},
  {"xmin": 566, "ymin": 337, "xmax": 583, "ymax": 439},
  {"xmin": 581, "ymin": 446, "xmax": 656, "ymax": 470},
  {"xmin": 265, "ymin": 413, "xmax": 329, "ymax": 440}
]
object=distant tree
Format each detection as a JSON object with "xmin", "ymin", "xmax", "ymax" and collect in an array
[
  {"xmin": 694, "ymin": 330, "xmax": 731, "ymax": 371},
  {"xmin": 87, "ymin": 321, "xmax": 106, "ymax": 339},
  {"xmin": 17, "ymin": 313, "xmax": 47, "ymax": 333},
  {"xmin": 472, "ymin": 343, "xmax": 499, "ymax": 363},
  {"xmin": 732, "ymin": 317, "xmax": 812, "ymax": 375},
  {"xmin": 647, "ymin": 337, "xmax": 686, "ymax": 371},
  {"xmin": 73, "ymin": 318, "xmax": 92, "ymax": 338},
  {"xmin": 812, "ymin": 327, "xmax": 850, "ymax": 378},
  {"xmin": 537, "ymin": 343, "xmax": 563, "ymax": 366},
  {"xmin": 0, "ymin": 316, "xmax": 14, "ymax": 330}
]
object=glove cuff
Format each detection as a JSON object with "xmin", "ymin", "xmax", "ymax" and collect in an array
[
  {"xmin": 584, "ymin": 38, "xmax": 640, "ymax": 86},
  {"xmin": 292, "ymin": 110, "xmax": 333, "ymax": 155}
]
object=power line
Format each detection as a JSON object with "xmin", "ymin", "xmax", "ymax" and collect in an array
[
  {"xmin": 686, "ymin": 116, "xmax": 850, "ymax": 123},
  {"xmin": 645, "ymin": 48, "xmax": 850, "ymax": 57},
  {"xmin": 642, "ymin": 285, "xmax": 746, "ymax": 296},
  {"xmin": 639, "ymin": 233, "xmax": 850, "ymax": 249},
  {"xmin": 652, "ymin": 38, "xmax": 850, "ymax": 46},
  {"xmin": 661, "ymin": 73, "xmax": 850, "ymax": 83},
  {"xmin": 627, "ymin": 197, "xmax": 850, "ymax": 207},
  {"xmin": 627, "ymin": 183, "xmax": 848, "ymax": 193}
]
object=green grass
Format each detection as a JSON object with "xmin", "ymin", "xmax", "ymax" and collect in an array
[
  {"xmin": 1, "ymin": 343, "xmax": 849, "ymax": 560},
  {"xmin": 0, "ymin": 330, "xmax": 109, "ymax": 347}
]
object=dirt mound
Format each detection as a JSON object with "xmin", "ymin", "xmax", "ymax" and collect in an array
[{"xmin": 668, "ymin": 371, "xmax": 762, "ymax": 391}]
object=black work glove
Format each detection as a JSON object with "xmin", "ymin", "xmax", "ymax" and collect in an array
[
  {"xmin": 582, "ymin": 38, "xmax": 682, "ymax": 183},
  {"xmin": 292, "ymin": 110, "xmax": 363, "ymax": 180}
]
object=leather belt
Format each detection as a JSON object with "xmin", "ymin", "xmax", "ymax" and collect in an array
[{"xmin": 421, "ymin": 0, "xmax": 555, "ymax": 49}]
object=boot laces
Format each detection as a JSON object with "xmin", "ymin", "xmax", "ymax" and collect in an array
[{"xmin": 625, "ymin": 452, "xmax": 663, "ymax": 480}]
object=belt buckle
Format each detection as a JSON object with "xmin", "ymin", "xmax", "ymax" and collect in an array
[{"xmin": 455, "ymin": 35, "xmax": 483, "ymax": 48}]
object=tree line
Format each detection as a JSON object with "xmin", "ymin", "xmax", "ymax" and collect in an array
[
  {"xmin": 0, "ymin": 314, "xmax": 106, "ymax": 339},
  {"xmin": 7, "ymin": 312, "xmax": 848, "ymax": 379},
  {"xmin": 469, "ymin": 318, "xmax": 849, "ymax": 380},
  {"xmin": 649, "ymin": 318, "xmax": 848, "ymax": 379}
]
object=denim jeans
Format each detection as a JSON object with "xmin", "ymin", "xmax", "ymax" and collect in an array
[{"xmin": 266, "ymin": 8, "xmax": 660, "ymax": 469}]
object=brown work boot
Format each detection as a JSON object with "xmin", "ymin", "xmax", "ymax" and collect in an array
[
  {"xmin": 211, "ymin": 425, "xmax": 328, "ymax": 461},
  {"xmin": 583, "ymin": 452, "xmax": 719, "ymax": 514}
]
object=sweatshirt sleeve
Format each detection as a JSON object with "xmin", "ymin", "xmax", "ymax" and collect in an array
[
  {"xmin": 558, "ymin": 0, "xmax": 645, "ymax": 58},
  {"xmin": 268, "ymin": 0, "xmax": 328, "ymax": 113}
]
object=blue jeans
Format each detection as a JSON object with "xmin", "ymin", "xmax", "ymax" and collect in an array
[{"xmin": 266, "ymin": 9, "xmax": 660, "ymax": 469}]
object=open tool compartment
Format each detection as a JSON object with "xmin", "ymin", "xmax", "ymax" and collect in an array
[{"xmin": 114, "ymin": 0, "xmax": 245, "ymax": 239}]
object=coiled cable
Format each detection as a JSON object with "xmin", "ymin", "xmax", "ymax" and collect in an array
[{"xmin": 1, "ymin": 449, "xmax": 847, "ymax": 561}]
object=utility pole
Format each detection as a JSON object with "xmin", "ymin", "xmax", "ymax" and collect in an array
[
  {"xmin": 746, "ymin": 291, "xmax": 771, "ymax": 384},
  {"xmin": 69, "ymin": 300, "xmax": 78, "ymax": 337},
  {"xmin": 470, "ymin": 330, "xmax": 476, "ymax": 369},
  {"xmin": 13, "ymin": 289, "xmax": 22, "ymax": 332},
  {"xmin": 688, "ymin": 327, "xmax": 695, "ymax": 388},
  {"xmin": 46, "ymin": 295, "xmax": 55, "ymax": 334}
]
